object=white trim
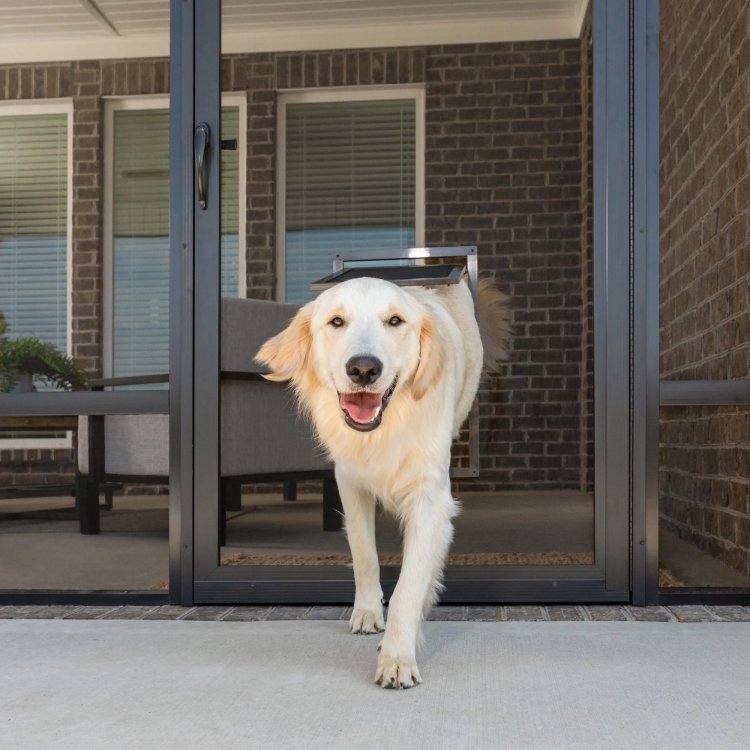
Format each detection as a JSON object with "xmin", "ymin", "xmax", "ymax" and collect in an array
[
  {"xmin": 223, "ymin": 92, "xmax": 248, "ymax": 299},
  {"xmin": 278, "ymin": 85, "xmax": 426, "ymax": 103},
  {"xmin": 0, "ymin": 100, "xmax": 74, "ymax": 451},
  {"xmin": 102, "ymin": 95, "xmax": 169, "ymax": 378},
  {"xmin": 222, "ymin": 18, "xmax": 581, "ymax": 52},
  {"xmin": 66, "ymin": 104, "xmax": 74, "ymax": 360},
  {"xmin": 275, "ymin": 85, "xmax": 425, "ymax": 302},
  {"xmin": 0, "ymin": 17, "xmax": 581, "ymax": 65},
  {"xmin": 573, "ymin": 0, "xmax": 591, "ymax": 38},
  {"xmin": 102, "ymin": 94, "xmax": 247, "ymax": 375},
  {"xmin": 0, "ymin": 99, "xmax": 74, "ymax": 116},
  {"xmin": 79, "ymin": 0, "xmax": 120, "ymax": 37},
  {"xmin": 275, "ymin": 98, "xmax": 288, "ymax": 302},
  {"xmin": 414, "ymin": 87, "xmax": 426, "ymax": 250},
  {"xmin": 102, "ymin": 99, "xmax": 114, "ymax": 379},
  {"xmin": 101, "ymin": 93, "xmax": 171, "ymax": 108},
  {"xmin": 2, "ymin": 436, "xmax": 72, "ymax": 450}
]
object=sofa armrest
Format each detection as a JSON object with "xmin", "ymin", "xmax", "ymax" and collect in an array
[
  {"xmin": 89, "ymin": 374, "xmax": 169, "ymax": 390},
  {"xmin": 221, "ymin": 297, "xmax": 300, "ymax": 373}
]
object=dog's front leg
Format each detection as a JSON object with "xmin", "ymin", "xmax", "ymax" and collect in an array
[
  {"xmin": 376, "ymin": 483, "xmax": 456, "ymax": 689},
  {"xmin": 336, "ymin": 470, "xmax": 384, "ymax": 634}
]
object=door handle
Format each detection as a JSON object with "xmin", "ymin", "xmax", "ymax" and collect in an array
[{"xmin": 194, "ymin": 122, "xmax": 210, "ymax": 209}]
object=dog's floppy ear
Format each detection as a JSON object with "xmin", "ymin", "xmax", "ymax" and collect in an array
[
  {"xmin": 411, "ymin": 310, "xmax": 445, "ymax": 401},
  {"xmin": 255, "ymin": 305, "xmax": 313, "ymax": 383}
]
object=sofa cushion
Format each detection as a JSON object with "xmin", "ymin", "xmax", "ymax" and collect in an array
[{"xmin": 77, "ymin": 297, "xmax": 330, "ymax": 479}]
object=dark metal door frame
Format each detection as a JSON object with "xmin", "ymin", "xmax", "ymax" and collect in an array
[
  {"xmin": 176, "ymin": 0, "xmax": 655, "ymax": 605},
  {"xmin": 169, "ymin": 0, "xmax": 222, "ymax": 603},
  {"xmin": 631, "ymin": 0, "xmax": 661, "ymax": 606}
]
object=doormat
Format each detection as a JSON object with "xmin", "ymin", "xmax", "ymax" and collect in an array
[
  {"xmin": 151, "ymin": 559, "xmax": 683, "ymax": 588},
  {"xmin": 221, "ymin": 551, "xmax": 596, "ymax": 566},
  {"xmin": 658, "ymin": 565, "xmax": 685, "ymax": 587},
  {"xmin": 220, "ymin": 554, "xmax": 684, "ymax": 586}
]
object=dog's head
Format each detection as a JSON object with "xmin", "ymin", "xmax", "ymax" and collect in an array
[{"xmin": 256, "ymin": 277, "xmax": 443, "ymax": 432}]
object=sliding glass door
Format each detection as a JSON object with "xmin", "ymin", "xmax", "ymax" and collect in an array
[{"xmin": 178, "ymin": 0, "xmax": 655, "ymax": 604}]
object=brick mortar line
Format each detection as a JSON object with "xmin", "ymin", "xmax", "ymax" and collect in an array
[
  {"xmin": 1, "ymin": 605, "xmax": 747, "ymax": 622},
  {"xmin": 659, "ymin": 292, "xmax": 750, "ymax": 325},
  {"xmin": 658, "ymin": 276, "xmax": 750, "ymax": 313},
  {"xmin": 660, "ymin": 479, "xmax": 750, "ymax": 494},
  {"xmin": 660, "ymin": 158, "xmax": 749, "ymax": 213},
  {"xmin": 659, "ymin": 476, "xmax": 750, "ymax": 490},
  {"xmin": 658, "ymin": 521, "xmax": 750, "ymax": 548}
]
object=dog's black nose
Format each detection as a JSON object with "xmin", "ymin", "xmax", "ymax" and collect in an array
[{"xmin": 346, "ymin": 356, "xmax": 383, "ymax": 386}]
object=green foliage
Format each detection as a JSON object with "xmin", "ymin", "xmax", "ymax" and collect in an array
[{"xmin": 0, "ymin": 312, "xmax": 87, "ymax": 392}]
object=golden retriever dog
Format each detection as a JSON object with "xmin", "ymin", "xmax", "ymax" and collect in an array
[{"xmin": 257, "ymin": 275, "xmax": 510, "ymax": 689}]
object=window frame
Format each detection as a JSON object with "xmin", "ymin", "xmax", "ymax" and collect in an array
[
  {"xmin": 102, "ymin": 92, "xmax": 247, "ymax": 378},
  {"xmin": 275, "ymin": 85, "xmax": 425, "ymax": 302},
  {"xmin": 0, "ymin": 99, "xmax": 74, "ymax": 450}
]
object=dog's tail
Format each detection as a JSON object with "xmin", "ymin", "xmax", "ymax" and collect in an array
[{"xmin": 477, "ymin": 277, "xmax": 512, "ymax": 372}]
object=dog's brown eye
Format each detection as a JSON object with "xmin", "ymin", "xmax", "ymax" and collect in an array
[
  {"xmin": 388, "ymin": 315, "xmax": 403, "ymax": 327},
  {"xmin": 329, "ymin": 316, "xmax": 345, "ymax": 328}
]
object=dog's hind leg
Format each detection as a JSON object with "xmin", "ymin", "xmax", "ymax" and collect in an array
[
  {"xmin": 337, "ymin": 469, "xmax": 384, "ymax": 635},
  {"xmin": 375, "ymin": 484, "xmax": 456, "ymax": 689}
]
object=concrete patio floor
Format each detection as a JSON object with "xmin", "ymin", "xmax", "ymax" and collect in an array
[{"xmin": 2, "ymin": 617, "xmax": 749, "ymax": 749}]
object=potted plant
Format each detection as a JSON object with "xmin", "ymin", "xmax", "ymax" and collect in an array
[{"xmin": 0, "ymin": 313, "xmax": 87, "ymax": 393}]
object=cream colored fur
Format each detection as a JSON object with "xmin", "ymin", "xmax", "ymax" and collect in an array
[{"xmin": 257, "ymin": 276, "xmax": 510, "ymax": 689}]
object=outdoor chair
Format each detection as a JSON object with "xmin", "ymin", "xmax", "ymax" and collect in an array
[{"xmin": 75, "ymin": 297, "xmax": 340, "ymax": 537}]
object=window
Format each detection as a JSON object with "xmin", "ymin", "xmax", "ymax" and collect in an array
[
  {"xmin": 0, "ymin": 102, "xmax": 72, "ymax": 448},
  {"xmin": 277, "ymin": 87, "xmax": 424, "ymax": 303},
  {"xmin": 0, "ymin": 103, "xmax": 71, "ymax": 362},
  {"xmin": 104, "ymin": 95, "xmax": 245, "ymax": 378}
]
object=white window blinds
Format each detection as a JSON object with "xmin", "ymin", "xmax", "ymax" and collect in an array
[
  {"xmin": 283, "ymin": 98, "xmax": 416, "ymax": 303},
  {"xmin": 111, "ymin": 106, "xmax": 240, "ymax": 377},
  {"xmin": 0, "ymin": 113, "xmax": 68, "ymax": 355}
]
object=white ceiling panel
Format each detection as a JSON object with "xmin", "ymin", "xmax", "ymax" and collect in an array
[{"xmin": 0, "ymin": 0, "xmax": 588, "ymax": 64}]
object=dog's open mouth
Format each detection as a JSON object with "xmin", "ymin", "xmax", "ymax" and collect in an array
[{"xmin": 338, "ymin": 379, "xmax": 397, "ymax": 432}]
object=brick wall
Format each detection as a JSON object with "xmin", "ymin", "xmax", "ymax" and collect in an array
[
  {"xmin": 659, "ymin": 0, "xmax": 750, "ymax": 578},
  {"xmin": 423, "ymin": 41, "xmax": 585, "ymax": 489},
  {"xmin": 1, "ymin": 44, "xmax": 592, "ymax": 492},
  {"xmin": 238, "ymin": 42, "xmax": 589, "ymax": 490}
]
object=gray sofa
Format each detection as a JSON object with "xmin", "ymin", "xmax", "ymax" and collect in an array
[{"xmin": 75, "ymin": 298, "xmax": 339, "ymax": 537}]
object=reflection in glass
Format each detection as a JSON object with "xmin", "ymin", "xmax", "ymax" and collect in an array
[
  {"xmin": 0, "ymin": 113, "xmax": 68, "ymax": 354},
  {"xmin": 222, "ymin": 37, "xmax": 598, "ymax": 575},
  {"xmin": 659, "ymin": 406, "xmax": 750, "ymax": 588},
  {"xmin": 111, "ymin": 105, "xmax": 240, "ymax": 378},
  {"xmin": 0, "ymin": 490, "xmax": 169, "ymax": 591},
  {"xmin": 283, "ymin": 97, "xmax": 416, "ymax": 303}
]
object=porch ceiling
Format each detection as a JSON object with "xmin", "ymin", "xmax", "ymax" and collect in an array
[{"xmin": 0, "ymin": 0, "xmax": 588, "ymax": 65}]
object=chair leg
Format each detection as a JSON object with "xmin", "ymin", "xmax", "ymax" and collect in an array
[
  {"xmin": 218, "ymin": 478, "xmax": 241, "ymax": 548},
  {"xmin": 218, "ymin": 488, "xmax": 227, "ymax": 548},
  {"xmin": 75, "ymin": 473, "xmax": 100, "ymax": 535},
  {"xmin": 222, "ymin": 478, "xmax": 242, "ymax": 512},
  {"xmin": 283, "ymin": 481, "xmax": 297, "ymax": 501},
  {"xmin": 322, "ymin": 476, "xmax": 343, "ymax": 532}
]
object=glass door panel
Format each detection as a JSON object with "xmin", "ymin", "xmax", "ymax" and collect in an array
[
  {"xmin": 0, "ymin": 9, "xmax": 173, "ymax": 593},
  {"xmin": 192, "ymin": 0, "xmax": 633, "ymax": 604}
]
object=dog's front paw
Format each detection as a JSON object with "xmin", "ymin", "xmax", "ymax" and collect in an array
[
  {"xmin": 375, "ymin": 650, "xmax": 422, "ymax": 689},
  {"xmin": 350, "ymin": 604, "xmax": 385, "ymax": 634}
]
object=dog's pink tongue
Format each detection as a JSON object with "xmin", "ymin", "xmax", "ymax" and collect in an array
[{"xmin": 340, "ymin": 391, "xmax": 383, "ymax": 424}]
